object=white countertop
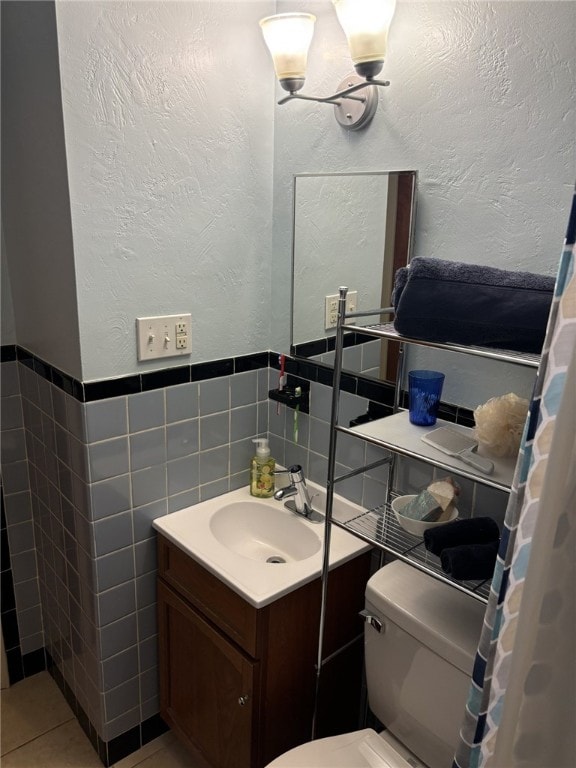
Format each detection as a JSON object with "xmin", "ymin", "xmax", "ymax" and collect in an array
[{"xmin": 153, "ymin": 483, "xmax": 370, "ymax": 608}]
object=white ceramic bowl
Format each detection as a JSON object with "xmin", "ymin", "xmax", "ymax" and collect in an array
[{"xmin": 391, "ymin": 494, "xmax": 458, "ymax": 536}]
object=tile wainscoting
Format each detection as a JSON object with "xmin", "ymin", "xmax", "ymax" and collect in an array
[{"xmin": 0, "ymin": 345, "xmax": 507, "ymax": 765}]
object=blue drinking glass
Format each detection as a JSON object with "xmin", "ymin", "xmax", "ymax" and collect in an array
[{"xmin": 408, "ymin": 370, "xmax": 445, "ymax": 426}]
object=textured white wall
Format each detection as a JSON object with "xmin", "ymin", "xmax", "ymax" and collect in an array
[
  {"xmin": 1, "ymin": 1, "xmax": 82, "ymax": 375},
  {"xmin": 56, "ymin": 0, "xmax": 275, "ymax": 380},
  {"xmin": 272, "ymin": 1, "xmax": 575, "ymax": 407}
]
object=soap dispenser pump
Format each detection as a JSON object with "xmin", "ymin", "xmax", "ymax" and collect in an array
[{"xmin": 250, "ymin": 438, "xmax": 275, "ymax": 498}]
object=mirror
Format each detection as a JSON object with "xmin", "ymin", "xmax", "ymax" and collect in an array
[{"xmin": 291, "ymin": 170, "xmax": 416, "ymax": 382}]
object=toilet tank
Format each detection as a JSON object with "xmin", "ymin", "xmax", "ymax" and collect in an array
[{"xmin": 364, "ymin": 561, "xmax": 486, "ymax": 768}]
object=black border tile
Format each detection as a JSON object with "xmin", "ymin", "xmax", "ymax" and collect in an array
[
  {"xmin": 1, "ymin": 608, "xmax": 20, "ymax": 650},
  {"xmin": 5, "ymin": 647, "xmax": 23, "ymax": 684},
  {"xmin": 51, "ymin": 366, "xmax": 76, "ymax": 396},
  {"xmin": 1, "ymin": 570, "xmax": 16, "ymax": 613},
  {"xmin": 106, "ymin": 725, "xmax": 141, "ymax": 765},
  {"xmin": 191, "ymin": 358, "xmax": 234, "ymax": 381},
  {"xmin": 84, "ymin": 375, "xmax": 142, "ymax": 401},
  {"xmin": 141, "ymin": 712, "xmax": 169, "ymax": 745},
  {"xmin": 356, "ymin": 378, "xmax": 396, "ymax": 407},
  {"xmin": 0, "ymin": 345, "xmax": 17, "ymax": 362},
  {"xmin": 16, "ymin": 347, "xmax": 34, "ymax": 369},
  {"xmin": 456, "ymin": 407, "xmax": 476, "ymax": 428},
  {"xmin": 291, "ymin": 338, "xmax": 328, "ymax": 358},
  {"xmin": 141, "ymin": 366, "xmax": 190, "ymax": 391},
  {"xmin": 22, "ymin": 647, "xmax": 47, "ymax": 677},
  {"xmin": 234, "ymin": 352, "xmax": 270, "ymax": 373}
]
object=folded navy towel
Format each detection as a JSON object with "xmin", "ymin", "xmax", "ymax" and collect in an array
[
  {"xmin": 423, "ymin": 516, "xmax": 500, "ymax": 556},
  {"xmin": 392, "ymin": 257, "xmax": 555, "ymax": 354},
  {"xmin": 440, "ymin": 540, "xmax": 499, "ymax": 581}
]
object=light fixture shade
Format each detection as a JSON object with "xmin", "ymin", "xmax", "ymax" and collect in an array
[
  {"xmin": 260, "ymin": 13, "xmax": 316, "ymax": 92},
  {"xmin": 332, "ymin": 0, "xmax": 396, "ymax": 77}
]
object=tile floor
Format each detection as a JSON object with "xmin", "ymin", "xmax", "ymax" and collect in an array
[{"xmin": 0, "ymin": 671, "xmax": 207, "ymax": 767}]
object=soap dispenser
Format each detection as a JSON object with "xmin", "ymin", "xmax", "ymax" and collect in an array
[{"xmin": 250, "ymin": 438, "xmax": 275, "ymax": 498}]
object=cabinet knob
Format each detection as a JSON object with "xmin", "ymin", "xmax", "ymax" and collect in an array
[{"xmin": 238, "ymin": 695, "xmax": 250, "ymax": 706}]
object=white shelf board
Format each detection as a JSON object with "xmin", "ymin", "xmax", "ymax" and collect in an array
[{"xmin": 346, "ymin": 411, "xmax": 517, "ymax": 491}]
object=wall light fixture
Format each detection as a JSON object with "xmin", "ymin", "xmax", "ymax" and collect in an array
[{"xmin": 260, "ymin": 0, "xmax": 397, "ymax": 131}]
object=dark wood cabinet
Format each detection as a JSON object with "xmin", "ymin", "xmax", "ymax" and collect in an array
[{"xmin": 158, "ymin": 535, "xmax": 371, "ymax": 768}]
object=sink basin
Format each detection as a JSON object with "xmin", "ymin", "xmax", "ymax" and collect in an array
[
  {"xmin": 153, "ymin": 482, "xmax": 370, "ymax": 608},
  {"xmin": 209, "ymin": 501, "xmax": 322, "ymax": 563}
]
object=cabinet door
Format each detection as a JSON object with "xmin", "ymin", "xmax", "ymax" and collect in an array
[{"xmin": 158, "ymin": 580, "xmax": 259, "ymax": 768}]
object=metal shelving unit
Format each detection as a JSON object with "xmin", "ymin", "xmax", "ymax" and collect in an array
[
  {"xmin": 311, "ymin": 287, "xmax": 540, "ymax": 737},
  {"xmin": 318, "ymin": 289, "xmax": 539, "ymax": 609}
]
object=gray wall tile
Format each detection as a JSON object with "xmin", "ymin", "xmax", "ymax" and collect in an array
[
  {"xmin": 94, "ymin": 512, "xmax": 133, "ymax": 557},
  {"xmin": 100, "ymin": 613, "xmax": 138, "ymax": 661},
  {"xmin": 102, "ymin": 646, "xmax": 139, "ymax": 691},
  {"xmin": 230, "ymin": 403, "xmax": 257, "ymax": 442},
  {"xmin": 231, "ymin": 371, "xmax": 258, "ymax": 408},
  {"xmin": 138, "ymin": 635, "xmax": 157, "ymax": 673},
  {"xmin": 89, "ymin": 437, "xmax": 130, "ymax": 482},
  {"xmin": 128, "ymin": 390, "xmax": 164, "ymax": 432},
  {"xmin": 3, "ymin": 490, "xmax": 32, "ymax": 526},
  {"xmin": 137, "ymin": 604, "xmax": 157, "ymax": 641},
  {"xmin": 131, "ymin": 465, "xmax": 166, "ymax": 508},
  {"xmin": 132, "ymin": 499, "xmax": 168, "ymax": 543},
  {"xmin": 86, "ymin": 398, "xmax": 127, "ymax": 442},
  {"xmin": 6, "ymin": 520, "xmax": 35, "ymax": 555},
  {"xmin": 1, "ymin": 394, "xmax": 23, "ymax": 430},
  {"xmin": 135, "ymin": 538, "xmax": 157, "ymax": 576},
  {"xmin": 104, "ymin": 676, "xmax": 140, "ymax": 722},
  {"xmin": 199, "ymin": 377, "xmax": 229, "ymax": 415},
  {"xmin": 98, "ymin": 582, "xmax": 136, "ymax": 627},
  {"xmin": 166, "ymin": 419, "xmax": 198, "ymax": 460},
  {"xmin": 130, "ymin": 427, "xmax": 167, "ymax": 471},
  {"xmin": 1, "ymin": 428, "xmax": 27, "ymax": 464},
  {"xmin": 1, "ymin": 362, "xmax": 20, "ymax": 397},
  {"xmin": 166, "ymin": 451, "xmax": 199, "ymax": 496},
  {"xmin": 90, "ymin": 474, "xmax": 132, "ymax": 520},
  {"xmin": 199, "ymin": 412, "xmax": 229, "ymax": 450},
  {"xmin": 135, "ymin": 572, "xmax": 156, "ymax": 610},
  {"xmin": 2, "ymin": 460, "xmax": 30, "ymax": 494},
  {"xmin": 96, "ymin": 547, "xmax": 135, "ymax": 592},
  {"xmin": 166, "ymin": 382, "xmax": 199, "ymax": 423},
  {"xmin": 167, "ymin": 488, "xmax": 199, "ymax": 512},
  {"xmin": 199, "ymin": 446, "xmax": 229, "ymax": 486}
]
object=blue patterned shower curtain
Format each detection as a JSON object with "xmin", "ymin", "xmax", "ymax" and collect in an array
[{"xmin": 454, "ymin": 188, "xmax": 576, "ymax": 768}]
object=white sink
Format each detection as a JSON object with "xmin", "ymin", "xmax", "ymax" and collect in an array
[
  {"xmin": 209, "ymin": 501, "xmax": 322, "ymax": 563},
  {"xmin": 153, "ymin": 481, "xmax": 370, "ymax": 608}
]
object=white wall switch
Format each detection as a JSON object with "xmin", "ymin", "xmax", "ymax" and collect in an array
[
  {"xmin": 136, "ymin": 314, "xmax": 192, "ymax": 361},
  {"xmin": 324, "ymin": 291, "xmax": 358, "ymax": 330}
]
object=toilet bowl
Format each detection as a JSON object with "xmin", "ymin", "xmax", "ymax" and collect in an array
[{"xmin": 267, "ymin": 561, "xmax": 486, "ymax": 768}]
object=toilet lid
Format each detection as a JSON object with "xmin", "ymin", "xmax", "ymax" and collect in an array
[{"xmin": 266, "ymin": 729, "xmax": 418, "ymax": 768}]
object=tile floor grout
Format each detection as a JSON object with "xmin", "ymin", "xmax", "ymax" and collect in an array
[{"xmin": 0, "ymin": 671, "xmax": 200, "ymax": 767}]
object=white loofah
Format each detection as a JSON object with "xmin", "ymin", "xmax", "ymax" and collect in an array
[{"xmin": 474, "ymin": 393, "xmax": 529, "ymax": 457}]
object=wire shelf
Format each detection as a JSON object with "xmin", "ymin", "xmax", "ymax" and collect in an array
[
  {"xmin": 337, "ymin": 503, "xmax": 492, "ymax": 603},
  {"xmin": 342, "ymin": 321, "xmax": 540, "ymax": 368}
]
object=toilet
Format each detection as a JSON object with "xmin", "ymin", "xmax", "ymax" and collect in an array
[{"xmin": 267, "ymin": 560, "xmax": 486, "ymax": 768}]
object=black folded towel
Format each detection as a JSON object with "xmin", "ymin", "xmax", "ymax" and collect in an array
[
  {"xmin": 440, "ymin": 540, "xmax": 499, "ymax": 581},
  {"xmin": 392, "ymin": 257, "xmax": 555, "ymax": 354},
  {"xmin": 423, "ymin": 517, "xmax": 500, "ymax": 556}
]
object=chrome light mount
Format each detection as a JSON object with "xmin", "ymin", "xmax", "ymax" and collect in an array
[{"xmin": 277, "ymin": 73, "xmax": 389, "ymax": 131}]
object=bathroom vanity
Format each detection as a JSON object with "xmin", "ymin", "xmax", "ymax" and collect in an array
[{"xmin": 154, "ymin": 489, "xmax": 372, "ymax": 768}]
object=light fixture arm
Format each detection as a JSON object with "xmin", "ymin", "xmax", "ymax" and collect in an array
[
  {"xmin": 277, "ymin": 77, "xmax": 390, "ymax": 106},
  {"xmin": 277, "ymin": 75, "xmax": 390, "ymax": 131}
]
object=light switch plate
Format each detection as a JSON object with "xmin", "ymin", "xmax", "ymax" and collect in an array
[
  {"xmin": 136, "ymin": 314, "xmax": 192, "ymax": 361},
  {"xmin": 324, "ymin": 291, "xmax": 357, "ymax": 329}
]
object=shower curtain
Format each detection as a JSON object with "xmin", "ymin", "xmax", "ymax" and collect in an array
[{"xmin": 454, "ymin": 187, "xmax": 576, "ymax": 768}]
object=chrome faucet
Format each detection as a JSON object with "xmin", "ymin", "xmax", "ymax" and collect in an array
[{"xmin": 274, "ymin": 465, "xmax": 314, "ymax": 519}]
